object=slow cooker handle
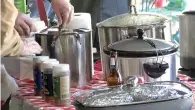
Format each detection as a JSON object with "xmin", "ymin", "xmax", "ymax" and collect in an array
[
  {"xmin": 125, "ymin": 76, "xmax": 138, "ymax": 87},
  {"xmin": 129, "ymin": 5, "xmax": 138, "ymax": 15},
  {"xmin": 137, "ymin": 29, "xmax": 144, "ymax": 39},
  {"xmin": 51, "ymin": 30, "xmax": 79, "ymax": 47}
]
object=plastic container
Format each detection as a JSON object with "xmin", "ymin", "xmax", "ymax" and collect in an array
[
  {"xmin": 42, "ymin": 61, "xmax": 59, "ymax": 101},
  {"xmin": 14, "ymin": 0, "xmax": 26, "ymax": 13},
  {"xmin": 53, "ymin": 64, "xmax": 71, "ymax": 106},
  {"xmin": 33, "ymin": 56, "xmax": 49, "ymax": 96}
]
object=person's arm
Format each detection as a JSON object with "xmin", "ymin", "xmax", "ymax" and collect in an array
[
  {"xmin": 50, "ymin": 0, "xmax": 73, "ymax": 25},
  {"xmin": 1, "ymin": 0, "xmax": 43, "ymax": 56},
  {"xmin": 1, "ymin": 64, "xmax": 18, "ymax": 102},
  {"xmin": 14, "ymin": 13, "xmax": 37, "ymax": 36},
  {"xmin": 1, "ymin": 0, "xmax": 23, "ymax": 56}
]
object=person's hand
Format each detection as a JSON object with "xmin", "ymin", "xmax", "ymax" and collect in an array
[
  {"xmin": 14, "ymin": 13, "xmax": 37, "ymax": 37},
  {"xmin": 51, "ymin": 0, "xmax": 74, "ymax": 25}
]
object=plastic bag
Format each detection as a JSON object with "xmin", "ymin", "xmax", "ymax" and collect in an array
[
  {"xmin": 20, "ymin": 38, "xmax": 42, "ymax": 56},
  {"xmin": 1, "ymin": 64, "xmax": 19, "ymax": 102}
]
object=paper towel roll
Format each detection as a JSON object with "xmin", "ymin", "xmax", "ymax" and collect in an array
[
  {"xmin": 31, "ymin": 19, "xmax": 47, "ymax": 32},
  {"xmin": 23, "ymin": 19, "xmax": 46, "ymax": 39},
  {"xmin": 66, "ymin": 13, "xmax": 92, "ymax": 30}
]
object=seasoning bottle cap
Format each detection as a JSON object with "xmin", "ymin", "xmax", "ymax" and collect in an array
[
  {"xmin": 42, "ymin": 61, "xmax": 59, "ymax": 70},
  {"xmin": 47, "ymin": 58, "xmax": 58, "ymax": 62},
  {"xmin": 110, "ymin": 58, "xmax": 115, "ymax": 66},
  {"xmin": 41, "ymin": 59, "xmax": 59, "ymax": 71},
  {"xmin": 53, "ymin": 64, "xmax": 70, "ymax": 73},
  {"xmin": 33, "ymin": 56, "xmax": 49, "ymax": 63}
]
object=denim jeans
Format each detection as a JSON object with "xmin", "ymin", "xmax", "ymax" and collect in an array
[
  {"xmin": 71, "ymin": 0, "xmax": 128, "ymax": 50},
  {"xmin": 97, "ymin": 0, "xmax": 129, "ymax": 50},
  {"xmin": 28, "ymin": 0, "xmax": 128, "ymax": 50},
  {"xmin": 28, "ymin": 0, "xmax": 56, "ymax": 21},
  {"xmin": 28, "ymin": 0, "xmax": 128, "ymax": 22},
  {"xmin": 100, "ymin": 0, "xmax": 128, "ymax": 21}
]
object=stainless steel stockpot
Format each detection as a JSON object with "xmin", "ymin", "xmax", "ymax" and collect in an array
[
  {"xmin": 179, "ymin": 11, "xmax": 195, "ymax": 69},
  {"xmin": 35, "ymin": 28, "xmax": 93, "ymax": 88}
]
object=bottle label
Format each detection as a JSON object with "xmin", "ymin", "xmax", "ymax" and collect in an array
[
  {"xmin": 41, "ymin": 70, "xmax": 44, "ymax": 92},
  {"xmin": 34, "ymin": 67, "xmax": 42, "ymax": 92},
  {"xmin": 53, "ymin": 76, "xmax": 70, "ymax": 100},
  {"xmin": 43, "ymin": 69, "xmax": 53, "ymax": 96},
  {"xmin": 41, "ymin": 71, "xmax": 44, "ymax": 93},
  {"xmin": 110, "ymin": 58, "xmax": 116, "ymax": 68},
  {"xmin": 110, "ymin": 65, "xmax": 116, "ymax": 69}
]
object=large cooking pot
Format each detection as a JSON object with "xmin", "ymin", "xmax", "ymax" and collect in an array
[
  {"xmin": 73, "ymin": 81, "xmax": 193, "ymax": 110},
  {"xmin": 179, "ymin": 10, "xmax": 195, "ymax": 69},
  {"xmin": 103, "ymin": 29, "xmax": 178, "ymax": 82},
  {"xmin": 97, "ymin": 5, "xmax": 173, "ymax": 81},
  {"xmin": 97, "ymin": 5, "xmax": 172, "ymax": 40},
  {"xmin": 35, "ymin": 27, "xmax": 93, "ymax": 88}
]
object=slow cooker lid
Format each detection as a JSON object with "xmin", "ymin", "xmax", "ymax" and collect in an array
[
  {"xmin": 104, "ymin": 29, "xmax": 178, "ymax": 57},
  {"xmin": 182, "ymin": 10, "xmax": 195, "ymax": 14},
  {"xmin": 97, "ymin": 5, "xmax": 168, "ymax": 28}
]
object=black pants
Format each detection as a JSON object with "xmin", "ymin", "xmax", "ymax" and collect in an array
[
  {"xmin": 1, "ymin": 96, "xmax": 11, "ymax": 110},
  {"xmin": 71, "ymin": 0, "xmax": 101, "ymax": 51}
]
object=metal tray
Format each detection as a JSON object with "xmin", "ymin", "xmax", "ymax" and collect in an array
[{"xmin": 72, "ymin": 81, "xmax": 193, "ymax": 108}]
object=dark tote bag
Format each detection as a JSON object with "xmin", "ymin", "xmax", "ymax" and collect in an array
[
  {"xmin": 70, "ymin": 0, "xmax": 128, "ymax": 51},
  {"xmin": 70, "ymin": 0, "xmax": 101, "ymax": 47}
]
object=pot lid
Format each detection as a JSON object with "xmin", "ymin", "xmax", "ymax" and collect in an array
[
  {"xmin": 104, "ymin": 29, "xmax": 178, "ymax": 58},
  {"xmin": 97, "ymin": 6, "xmax": 169, "ymax": 28},
  {"xmin": 182, "ymin": 10, "xmax": 195, "ymax": 14}
]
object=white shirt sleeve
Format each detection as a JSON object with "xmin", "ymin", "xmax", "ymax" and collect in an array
[{"xmin": 1, "ymin": 64, "xmax": 19, "ymax": 102}]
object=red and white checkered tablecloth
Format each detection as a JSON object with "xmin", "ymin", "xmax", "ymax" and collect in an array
[
  {"xmin": 7, "ymin": 60, "xmax": 195, "ymax": 110},
  {"xmin": 9, "ymin": 70, "xmax": 108, "ymax": 110},
  {"xmin": 177, "ymin": 74, "xmax": 195, "ymax": 110},
  {"xmin": 8, "ymin": 72, "xmax": 194, "ymax": 110}
]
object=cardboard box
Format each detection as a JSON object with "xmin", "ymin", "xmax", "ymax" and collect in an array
[{"xmin": 2, "ymin": 57, "xmax": 34, "ymax": 80}]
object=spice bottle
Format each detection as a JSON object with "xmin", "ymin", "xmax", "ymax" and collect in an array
[
  {"xmin": 42, "ymin": 61, "xmax": 59, "ymax": 101},
  {"xmin": 107, "ymin": 52, "xmax": 122, "ymax": 86},
  {"xmin": 41, "ymin": 59, "xmax": 58, "ymax": 98},
  {"xmin": 33, "ymin": 56, "xmax": 49, "ymax": 96},
  {"xmin": 53, "ymin": 64, "xmax": 71, "ymax": 106}
]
